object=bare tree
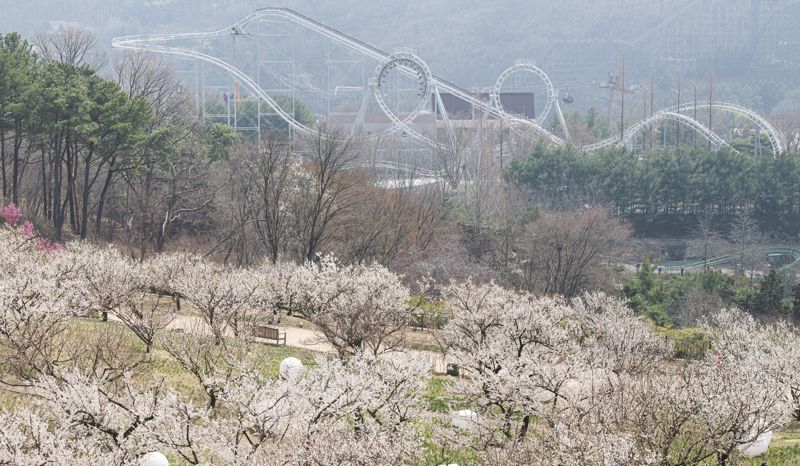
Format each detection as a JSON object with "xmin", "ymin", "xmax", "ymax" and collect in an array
[
  {"xmin": 690, "ymin": 208, "xmax": 721, "ymax": 270},
  {"xmin": 432, "ymin": 128, "xmax": 473, "ymax": 190},
  {"xmin": 771, "ymin": 112, "xmax": 800, "ymax": 156},
  {"xmin": 245, "ymin": 137, "xmax": 293, "ymax": 263},
  {"xmin": 455, "ymin": 133, "xmax": 502, "ymax": 259},
  {"xmin": 113, "ymin": 52, "xmax": 208, "ymax": 253},
  {"xmin": 122, "ymin": 134, "xmax": 220, "ymax": 258},
  {"xmin": 460, "ymin": 180, "xmax": 531, "ymax": 270},
  {"xmin": 294, "ymin": 127, "xmax": 360, "ymax": 262},
  {"xmin": 673, "ymin": 289, "xmax": 726, "ymax": 327},
  {"xmin": 518, "ymin": 208, "xmax": 629, "ymax": 297},
  {"xmin": 115, "ymin": 51, "xmax": 187, "ymax": 125},
  {"xmin": 731, "ymin": 212, "xmax": 764, "ymax": 283},
  {"xmin": 336, "ymin": 172, "xmax": 444, "ymax": 266},
  {"xmin": 35, "ymin": 28, "xmax": 106, "ymax": 71}
]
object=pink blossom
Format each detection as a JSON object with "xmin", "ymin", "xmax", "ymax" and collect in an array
[
  {"xmin": 1, "ymin": 203, "xmax": 22, "ymax": 227},
  {"xmin": 35, "ymin": 238, "xmax": 63, "ymax": 253},
  {"xmin": 20, "ymin": 221, "xmax": 35, "ymax": 236}
]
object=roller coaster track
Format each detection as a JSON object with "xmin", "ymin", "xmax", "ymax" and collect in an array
[
  {"xmin": 583, "ymin": 111, "xmax": 730, "ymax": 152},
  {"xmin": 581, "ymin": 101, "xmax": 785, "ymax": 155},
  {"xmin": 113, "ymin": 8, "xmax": 783, "ymax": 157},
  {"xmin": 659, "ymin": 246, "xmax": 800, "ymax": 275},
  {"xmin": 369, "ymin": 161, "xmax": 441, "ymax": 179},
  {"xmin": 664, "ymin": 101, "xmax": 785, "ymax": 155},
  {"xmin": 113, "ymin": 7, "xmax": 564, "ymax": 146}
]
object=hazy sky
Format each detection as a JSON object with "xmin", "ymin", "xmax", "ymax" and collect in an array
[{"xmin": 5, "ymin": 0, "xmax": 800, "ymax": 113}]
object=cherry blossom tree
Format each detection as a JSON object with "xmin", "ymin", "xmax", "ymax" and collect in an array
[
  {"xmin": 435, "ymin": 284, "xmax": 790, "ymax": 464},
  {"xmin": 0, "ymin": 230, "xmax": 82, "ymax": 388},
  {"xmin": 67, "ymin": 242, "xmax": 139, "ymax": 321},
  {"xmin": 276, "ymin": 256, "xmax": 415, "ymax": 359},
  {"xmin": 158, "ymin": 329, "xmax": 252, "ymax": 410},
  {"xmin": 0, "ymin": 408, "xmax": 107, "ymax": 465},
  {"xmin": 132, "ymin": 352, "xmax": 424, "ymax": 465},
  {"xmin": 207, "ymin": 351, "xmax": 429, "ymax": 465},
  {"xmin": 257, "ymin": 258, "xmax": 311, "ymax": 321},
  {"xmin": 1, "ymin": 203, "xmax": 22, "ymax": 226},
  {"xmin": 702, "ymin": 308, "xmax": 800, "ymax": 424},
  {"xmin": 115, "ymin": 284, "xmax": 175, "ymax": 354},
  {"xmin": 436, "ymin": 281, "xmax": 585, "ymax": 442},
  {"xmin": 141, "ymin": 252, "xmax": 194, "ymax": 311},
  {"xmin": 2, "ymin": 219, "xmax": 798, "ymax": 464},
  {"xmin": 32, "ymin": 369, "xmax": 165, "ymax": 464},
  {"xmin": 170, "ymin": 258, "xmax": 258, "ymax": 344}
]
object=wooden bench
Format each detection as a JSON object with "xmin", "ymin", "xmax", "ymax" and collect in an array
[{"xmin": 252, "ymin": 325, "xmax": 287, "ymax": 346}]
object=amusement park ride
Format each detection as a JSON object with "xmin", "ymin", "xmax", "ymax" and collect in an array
[{"xmin": 112, "ymin": 7, "xmax": 786, "ymax": 157}]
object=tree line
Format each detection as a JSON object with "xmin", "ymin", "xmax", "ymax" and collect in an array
[
  {"xmin": 622, "ymin": 256, "xmax": 800, "ymax": 327},
  {"xmin": 506, "ymin": 142, "xmax": 800, "ymax": 237},
  {"xmin": 0, "ymin": 30, "xmax": 227, "ymax": 244}
]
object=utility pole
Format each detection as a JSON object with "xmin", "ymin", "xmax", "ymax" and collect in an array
[
  {"xmin": 709, "ymin": 71, "xmax": 714, "ymax": 150},
  {"xmin": 600, "ymin": 57, "xmax": 633, "ymax": 143},
  {"xmin": 676, "ymin": 80, "xmax": 681, "ymax": 146},
  {"xmin": 620, "ymin": 56, "xmax": 625, "ymax": 142},
  {"xmin": 650, "ymin": 74, "xmax": 655, "ymax": 150},
  {"xmin": 499, "ymin": 117, "xmax": 503, "ymax": 171},
  {"xmin": 607, "ymin": 79, "xmax": 615, "ymax": 136},
  {"xmin": 693, "ymin": 85, "xmax": 698, "ymax": 144},
  {"xmin": 643, "ymin": 81, "xmax": 648, "ymax": 150}
]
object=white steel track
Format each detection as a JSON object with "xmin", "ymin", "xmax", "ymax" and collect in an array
[{"xmin": 113, "ymin": 7, "xmax": 784, "ymax": 156}]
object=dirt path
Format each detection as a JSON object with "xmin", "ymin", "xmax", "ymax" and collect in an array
[
  {"xmin": 109, "ymin": 313, "xmax": 448, "ymax": 372},
  {"xmin": 110, "ymin": 313, "xmax": 337, "ymax": 353}
]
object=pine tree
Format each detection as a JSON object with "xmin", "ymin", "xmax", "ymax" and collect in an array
[{"xmin": 751, "ymin": 269, "xmax": 785, "ymax": 315}]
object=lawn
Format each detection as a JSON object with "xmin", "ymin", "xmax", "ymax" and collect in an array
[
  {"xmin": 752, "ymin": 426, "xmax": 800, "ymax": 465},
  {"xmin": 0, "ymin": 317, "xmax": 316, "ymax": 407}
]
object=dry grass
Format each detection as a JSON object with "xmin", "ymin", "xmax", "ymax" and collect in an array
[
  {"xmin": 0, "ymin": 316, "xmax": 316, "ymax": 409},
  {"xmin": 405, "ymin": 330, "xmax": 441, "ymax": 352}
]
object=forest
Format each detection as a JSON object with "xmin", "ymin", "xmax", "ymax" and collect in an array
[{"xmin": 507, "ymin": 142, "xmax": 800, "ymax": 236}]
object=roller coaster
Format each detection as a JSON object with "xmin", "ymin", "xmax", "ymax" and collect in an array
[
  {"xmin": 659, "ymin": 246, "xmax": 800, "ymax": 276},
  {"xmin": 112, "ymin": 7, "xmax": 786, "ymax": 157}
]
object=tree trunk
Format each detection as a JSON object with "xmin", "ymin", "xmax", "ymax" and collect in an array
[
  {"xmin": 41, "ymin": 146, "xmax": 49, "ymax": 219},
  {"xmin": 95, "ymin": 158, "xmax": 116, "ymax": 238},
  {"xmin": 53, "ymin": 146, "xmax": 64, "ymax": 242},
  {"xmin": 519, "ymin": 414, "xmax": 531, "ymax": 439},
  {"xmin": 65, "ymin": 142, "xmax": 79, "ymax": 234},
  {"xmin": 1, "ymin": 130, "xmax": 6, "ymax": 199},
  {"xmin": 80, "ymin": 151, "xmax": 94, "ymax": 238},
  {"xmin": 12, "ymin": 122, "xmax": 23, "ymax": 205}
]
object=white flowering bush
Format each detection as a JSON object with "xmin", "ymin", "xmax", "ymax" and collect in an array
[{"xmin": 0, "ymin": 220, "xmax": 797, "ymax": 465}]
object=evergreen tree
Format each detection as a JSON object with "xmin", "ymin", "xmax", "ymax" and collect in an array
[{"xmin": 750, "ymin": 269, "xmax": 786, "ymax": 315}]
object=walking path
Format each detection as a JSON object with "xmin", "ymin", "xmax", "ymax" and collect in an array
[
  {"xmin": 105, "ymin": 313, "xmax": 335, "ymax": 353},
  {"xmin": 110, "ymin": 313, "xmax": 449, "ymax": 373},
  {"xmin": 109, "ymin": 313, "xmax": 447, "ymax": 372}
]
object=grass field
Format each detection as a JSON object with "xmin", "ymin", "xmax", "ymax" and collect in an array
[{"xmin": 0, "ymin": 317, "xmax": 316, "ymax": 407}]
